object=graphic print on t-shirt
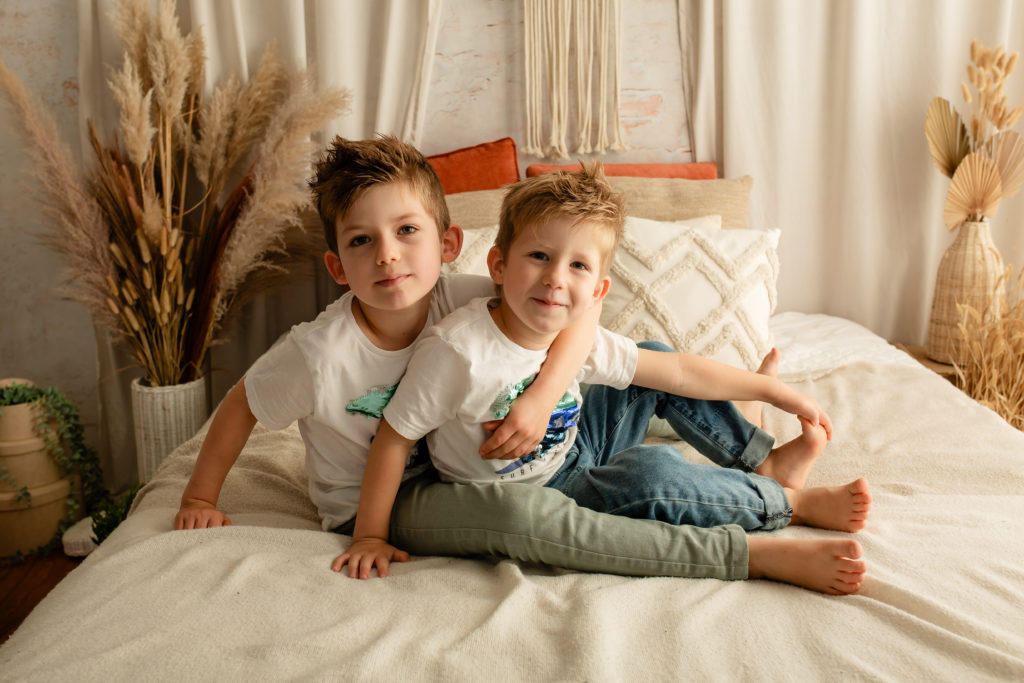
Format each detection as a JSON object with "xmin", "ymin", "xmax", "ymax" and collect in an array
[
  {"xmin": 489, "ymin": 377, "xmax": 579, "ymax": 478},
  {"xmin": 346, "ymin": 383, "xmax": 398, "ymax": 419},
  {"xmin": 346, "ymin": 381, "xmax": 427, "ymax": 471}
]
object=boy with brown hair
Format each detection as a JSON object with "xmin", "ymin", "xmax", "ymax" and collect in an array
[
  {"xmin": 175, "ymin": 135, "xmax": 767, "ymax": 583},
  {"xmin": 341, "ymin": 161, "xmax": 872, "ymax": 594}
]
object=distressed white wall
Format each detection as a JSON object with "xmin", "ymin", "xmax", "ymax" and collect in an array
[
  {"xmin": 0, "ymin": 0, "xmax": 689, "ymax": 472},
  {"xmin": 423, "ymin": 0, "xmax": 691, "ymax": 165},
  {"xmin": 0, "ymin": 1, "xmax": 101, "ymax": 455}
]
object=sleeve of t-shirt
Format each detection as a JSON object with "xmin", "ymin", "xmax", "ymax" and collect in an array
[
  {"xmin": 243, "ymin": 337, "xmax": 315, "ymax": 430},
  {"xmin": 439, "ymin": 273, "xmax": 497, "ymax": 313},
  {"xmin": 383, "ymin": 334, "xmax": 469, "ymax": 442},
  {"xmin": 579, "ymin": 327, "xmax": 640, "ymax": 390}
]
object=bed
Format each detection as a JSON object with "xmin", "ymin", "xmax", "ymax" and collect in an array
[{"xmin": 3, "ymin": 150, "xmax": 1023, "ymax": 681}]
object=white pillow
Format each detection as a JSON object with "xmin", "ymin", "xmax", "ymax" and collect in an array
[
  {"xmin": 443, "ymin": 224, "xmax": 498, "ymax": 276},
  {"xmin": 602, "ymin": 215, "xmax": 779, "ymax": 371}
]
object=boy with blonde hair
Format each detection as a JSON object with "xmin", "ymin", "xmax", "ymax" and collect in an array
[
  {"xmin": 176, "ymin": 136, "xmax": 780, "ymax": 583},
  {"xmin": 342, "ymin": 161, "xmax": 871, "ymax": 594}
]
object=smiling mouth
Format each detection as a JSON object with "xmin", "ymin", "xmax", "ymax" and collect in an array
[
  {"xmin": 530, "ymin": 297, "xmax": 565, "ymax": 309},
  {"xmin": 376, "ymin": 274, "xmax": 410, "ymax": 287}
]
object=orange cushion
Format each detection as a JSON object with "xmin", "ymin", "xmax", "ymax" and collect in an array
[
  {"xmin": 525, "ymin": 162, "xmax": 718, "ymax": 179},
  {"xmin": 427, "ymin": 138, "xmax": 521, "ymax": 194}
]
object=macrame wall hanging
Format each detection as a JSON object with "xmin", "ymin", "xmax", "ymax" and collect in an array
[{"xmin": 523, "ymin": 0, "xmax": 626, "ymax": 158}]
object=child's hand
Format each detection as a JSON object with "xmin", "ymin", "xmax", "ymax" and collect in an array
[
  {"xmin": 774, "ymin": 387, "xmax": 834, "ymax": 440},
  {"xmin": 478, "ymin": 396, "xmax": 548, "ymax": 460},
  {"xmin": 175, "ymin": 500, "xmax": 232, "ymax": 529},
  {"xmin": 332, "ymin": 538, "xmax": 410, "ymax": 579}
]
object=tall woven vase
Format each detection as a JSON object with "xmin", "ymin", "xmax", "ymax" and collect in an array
[
  {"xmin": 131, "ymin": 376, "xmax": 209, "ymax": 482},
  {"xmin": 926, "ymin": 220, "xmax": 1004, "ymax": 365}
]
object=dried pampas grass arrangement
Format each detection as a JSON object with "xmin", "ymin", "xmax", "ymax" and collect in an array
[
  {"xmin": 954, "ymin": 267, "xmax": 1024, "ymax": 431},
  {"xmin": 0, "ymin": 0, "xmax": 350, "ymax": 386}
]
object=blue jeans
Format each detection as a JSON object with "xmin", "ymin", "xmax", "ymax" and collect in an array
[{"xmin": 544, "ymin": 342, "xmax": 792, "ymax": 531}]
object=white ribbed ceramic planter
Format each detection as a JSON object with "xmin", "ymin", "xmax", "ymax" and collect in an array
[{"xmin": 131, "ymin": 376, "xmax": 209, "ymax": 482}]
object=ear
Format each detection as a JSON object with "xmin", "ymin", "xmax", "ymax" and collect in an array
[
  {"xmin": 441, "ymin": 224, "xmax": 464, "ymax": 264},
  {"xmin": 593, "ymin": 276, "xmax": 611, "ymax": 303},
  {"xmin": 324, "ymin": 250, "xmax": 348, "ymax": 286},
  {"xmin": 486, "ymin": 245, "xmax": 505, "ymax": 285}
]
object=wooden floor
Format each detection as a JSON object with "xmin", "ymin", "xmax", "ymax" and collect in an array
[{"xmin": 1, "ymin": 550, "xmax": 83, "ymax": 643}]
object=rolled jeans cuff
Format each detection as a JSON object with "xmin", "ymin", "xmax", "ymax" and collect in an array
[
  {"xmin": 736, "ymin": 425, "xmax": 775, "ymax": 472},
  {"xmin": 750, "ymin": 474, "xmax": 791, "ymax": 531}
]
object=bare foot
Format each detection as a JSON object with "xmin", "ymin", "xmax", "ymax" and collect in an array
[
  {"xmin": 736, "ymin": 348, "xmax": 780, "ymax": 428},
  {"xmin": 787, "ymin": 478, "xmax": 872, "ymax": 532},
  {"xmin": 756, "ymin": 417, "xmax": 827, "ymax": 489},
  {"xmin": 748, "ymin": 536, "xmax": 866, "ymax": 594}
]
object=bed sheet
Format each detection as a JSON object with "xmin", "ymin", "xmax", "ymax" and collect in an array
[{"xmin": 2, "ymin": 313, "xmax": 1023, "ymax": 681}]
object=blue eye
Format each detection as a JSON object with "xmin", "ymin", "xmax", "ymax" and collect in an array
[
  {"xmin": 571, "ymin": 261, "xmax": 590, "ymax": 271},
  {"xmin": 348, "ymin": 235, "xmax": 370, "ymax": 247},
  {"xmin": 398, "ymin": 225, "xmax": 417, "ymax": 235},
  {"xmin": 528, "ymin": 251, "xmax": 549, "ymax": 261}
]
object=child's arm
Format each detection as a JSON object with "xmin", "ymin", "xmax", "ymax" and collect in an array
[
  {"xmin": 633, "ymin": 348, "xmax": 833, "ymax": 437},
  {"xmin": 175, "ymin": 380, "xmax": 257, "ymax": 529},
  {"xmin": 478, "ymin": 302, "xmax": 601, "ymax": 459},
  {"xmin": 331, "ymin": 418, "xmax": 415, "ymax": 579}
]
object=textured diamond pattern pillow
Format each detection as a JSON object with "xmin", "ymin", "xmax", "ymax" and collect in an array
[
  {"xmin": 443, "ymin": 224, "xmax": 498, "ymax": 276},
  {"xmin": 602, "ymin": 215, "xmax": 780, "ymax": 371}
]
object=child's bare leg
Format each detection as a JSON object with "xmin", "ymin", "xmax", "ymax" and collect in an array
[
  {"xmin": 735, "ymin": 347, "xmax": 780, "ymax": 428},
  {"xmin": 756, "ymin": 417, "xmax": 827, "ymax": 489},
  {"xmin": 747, "ymin": 536, "xmax": 866, "ymax": 594},
  {"xmin": 785, "ymin": 478, "xmax": 872, "ymax": 532}
]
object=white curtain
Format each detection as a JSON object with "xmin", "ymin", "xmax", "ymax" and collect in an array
[
  {"xmin": 77, "ymin": 0, "xmax": 443, "ymax": 490},
  {"xmin": 679, "ymin": 0, "xmax": 1024, "ymax": 344}
]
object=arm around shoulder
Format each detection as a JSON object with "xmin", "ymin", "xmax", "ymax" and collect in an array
[{"xmin": 175, "ymin": 379, "xmax": 257, "ymax": 530}]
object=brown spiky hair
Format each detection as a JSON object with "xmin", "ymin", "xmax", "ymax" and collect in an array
[
  {"xmin": 309, "ymin": 135, "xmax": 450, "ymax": 253},
  {"xmin": 496, "ymin": 160, "xmax": 625, "ymax": 274}
]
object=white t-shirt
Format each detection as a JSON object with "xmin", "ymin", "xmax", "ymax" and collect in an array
[
  {"xmin": 384, "ymin": 297, "xmax": 639, "ymax": 485},
  {"xmin": 244, "ymin": 274, "xmax": 496, "ymax": 530}
]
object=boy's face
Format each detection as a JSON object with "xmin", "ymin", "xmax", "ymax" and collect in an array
[
  {"xmin": 487, "ymin": 216, "xmax": 610, "ymax": 348},
  {"xmin": 324, "ymin": 181, "xmax": 460, "ymax": 316}
]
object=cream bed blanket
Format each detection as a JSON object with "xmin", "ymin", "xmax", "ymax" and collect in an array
[{"xmin": 3, "ymin": 319, "xmax": 1024, "ymax": 681}]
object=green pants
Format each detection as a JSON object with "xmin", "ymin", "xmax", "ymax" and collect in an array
[{"xmin": 388, "ymin": 470, "xmax": 749, "ymax": 580}]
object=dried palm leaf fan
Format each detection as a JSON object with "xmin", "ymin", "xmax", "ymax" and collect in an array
[
  {"xmin": 925, "ymin": 97, "xmax": 970, "ymax": 178},
  {"xmin": 943, "ymin": 152, "xmax": 1002, "ymax": 228},
  {"xmin": 987, "ymin": 130, "xmax": 1024, "ymax": 198}
]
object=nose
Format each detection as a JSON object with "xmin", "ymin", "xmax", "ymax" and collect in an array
[
  {"xmin": 375, "ymin": 236, "xmax": 399, "ymax": 265},
  {"xmin": 542, "ymin": 261, "xmax": 567, "ymax": 289}
]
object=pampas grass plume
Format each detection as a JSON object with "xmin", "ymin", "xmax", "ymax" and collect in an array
[{"xmin": 109, "ymin": 56, "xmax": 156, "ymax": 168}]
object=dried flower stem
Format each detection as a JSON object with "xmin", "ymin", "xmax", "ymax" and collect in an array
[{"xmin": 954, "ymin": 266, "xmax": 1024, "ymax": 431}]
